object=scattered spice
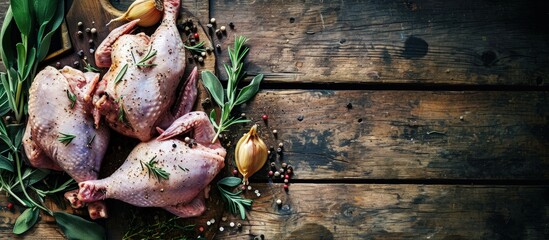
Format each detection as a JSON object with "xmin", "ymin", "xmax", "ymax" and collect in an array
[
  {"xmin": 85, "ymin": 28, "xmax": 91, "ymax": 33},
  {"xmin": 229, "ymin": 222, "xmax": 235, "ymax": 227},
  {"xmin": 77, "ymin": 31, "xmax": 83, "ymax": 37},
  {"xmin": 283, "ymin": 184, "xmax": 289, "ymax": 190},
  {"xmin": 297, "ymin": 115, "xmax": 304, "ymax": 121},
  {"xmin": 262, "ymin": 114, "xmax": 268, "ymax": 120},
  {"xmin": 73, "ymin": 60, "xmax": 80, "ymax": 68},
  {"xmin": 210, "ymin": 18, "xmax": 216, "ymax": 24},
  {"xmin": 91, "ymin": 28, "xmax": 97, "ymax": 35},
  {"xmin": 220, "ymin": 26, "xmax": 226, "ymax": 32},
  {"xmin": 77, "ymin": 21, "xmax": 83, "ymax": 28},
  {"xmin": 229, "ymin": 22, "xmax": 235, "ymax": 29},
  {"xmin": 276, "ymin": 199, "xmax": 282, "ymax": 205},
  {"xmin": 7, "ymin": 202, "xmax": 14, "ymax": 210}
]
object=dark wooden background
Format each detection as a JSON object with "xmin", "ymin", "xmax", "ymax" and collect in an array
[{"xmin": 0, "ymin": 0, "xmax": 548, "ymax": 239}]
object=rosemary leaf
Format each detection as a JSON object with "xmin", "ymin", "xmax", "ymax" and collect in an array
[
  {"xmin": 58, "ymin": 132, "xmax": 76, "ymax": 146},
  {"xmin": 184, "ymin": 41, "xmax": 205, "ymax": 53},
  {"xmin": 114, "ymin": 63, "xmax": 128, "ymax": 85},
  {"xmin": 217, "ymin": 177, "xmax": 253, "ymax": 219},
  {"xmin": 84, "ymin": 63, "xmax": 100, "ymax": 73},
  {"xmin": 141, "ymin": 156, "xmax": 170, "ymax": 182},
  {"xmin": 136, "ymin": 46, "xmax": 157, "ymax": 67},
  {"xmin": 66, "ymin": 89, "xmax": 76, "ymax": 109}
]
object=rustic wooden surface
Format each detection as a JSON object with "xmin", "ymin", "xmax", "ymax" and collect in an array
[{"xmin": 0, "ymin": 0, "xmax": 548, "ymax": 239}]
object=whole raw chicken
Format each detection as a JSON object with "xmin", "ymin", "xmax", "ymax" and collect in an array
[
  {"xmin": 78, "ymin": 112, "xmax": 226, "ymax": 217},
  {"xmin": 22, "ymin": 66, "xmax": 110, "ymax": 219},
  {"xmin": 93, "ymin": 0, "xmax": 193, "ymax": 141}
]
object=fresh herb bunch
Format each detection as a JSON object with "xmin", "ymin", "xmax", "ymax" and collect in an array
[
  {"xmin": 123, "ymin": 213, "xmax": 194, "ymax": 240},
  {"xmin": 201, "ymin": 36, "xmax": 264, "ymax": 143},
  {"xmin": 0, "ymin": 0, "xmax": 106, "ymax": 238},
  {"xmin": 217, "ymin": 177, "xmax": 253, "ymax": 220},
  {"xmin": 184, "ymin": 41, "xmax": 205, "ymax": 54}
]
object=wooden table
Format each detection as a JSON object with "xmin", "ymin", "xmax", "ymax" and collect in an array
[{"xmin": 1, "ymin": 0, "xmax": 548, "ymax": 239}]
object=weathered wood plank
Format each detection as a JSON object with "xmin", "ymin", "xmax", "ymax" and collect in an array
[
  {"xmin": 210, "ymin": 0, "xmax": 549, "ymax": 86},
  {"xmin": 201, "ymin": 183, "xmax": 549, "ymax": 239},
  {"xmin": 223, "ymin": 90, "xmax": 549, "ymax": 181}
]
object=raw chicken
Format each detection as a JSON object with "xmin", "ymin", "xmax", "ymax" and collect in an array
[
  {"xmin": 93, "ymin": 0, "xmax": 194, "ymax": 141},
  {"xmin": 78, "ymin": 112, "xmax": 226, "ymax": 217},
  {"xmin": 22, "ymin": 66, "xmax": 110, "ymax": 219}
]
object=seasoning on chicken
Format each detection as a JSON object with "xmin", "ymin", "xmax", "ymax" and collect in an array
[
  {"xmin": 93, "ymin": 0, "xmax": 194, "ymax": 141},
  {"xmin": 22, "ymin": 66, "xmax": 110, "ymax": 219},
  {"xmin": 78, "ymin": 112, "xmax": 226, "ymax": 217}
]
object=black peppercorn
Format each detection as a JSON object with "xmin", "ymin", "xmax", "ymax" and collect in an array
[
  {"xmin": 73, "ymin": 61, "xmax": 80, "ymax": 68},
  {"xmin": 77, "ymin": 50, "xmax": 84, "ymax": 58},
  {"xmin": 229, "ymin": 22, "xmax": 235, "ymax": 29}
]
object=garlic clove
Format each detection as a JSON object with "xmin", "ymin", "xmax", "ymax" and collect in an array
[
  {"xmin": 107, "ymin": 0, "xmax": 163, "ymax": 27},
  {"xmin": 235, "ymin": 125, "xmax": 268, "ymax": 185}
]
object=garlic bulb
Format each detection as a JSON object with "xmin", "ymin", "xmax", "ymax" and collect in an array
[
  {"xmin": 107, "ymin": 0, "xmax": 163, "ymax": 27},
  {"xmin": 235, "ymin": 125, "xmax": 268, "ymax": 185}
]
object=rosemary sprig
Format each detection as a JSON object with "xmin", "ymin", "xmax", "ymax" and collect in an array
[
  {"xmin": 178, "ymin": 165, "xmax": 189, "ymax": 172},
  {"xmin": 58, "ymin": 132, "xmax": 76, "ymax": 146},
  {"xmin": 184, "ymin": 41, "xmax": 205, "ymax": 54},
  {"xmin": 201, "ymin": 36, "xmax": 264, "ymax": 143},
  {"xmin": 84, "ymin": 62, "xmax": 100, "ymax": 73},
  {"xmin": 123, "ymin": 213, "xmax": 194, "ymax": 240},
  {"xmin": 66, "ymin": 89, "xmax": 76, "ymax": 109},
  {"xmin": 217, "ymin": 177, "xmax": 253, "ymax": 220},
  {"xmin": 134, "ymin": 46, "xmax": 157, "ymax": 67},
  {"xmin": 115, "ymin": 96, "xmax": 131, "ymax": 127},
  {"xmin": 114, "ymin": 63, "xmax": 129, "ymax": 85},
  {"xmin": 140, "ymin": 156, "xmax": 170, "ymax": 182}
]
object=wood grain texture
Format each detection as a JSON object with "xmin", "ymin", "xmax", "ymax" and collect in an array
[
  {"xmin": 210, "ymin": 0, "xmax": 549, "ymax": 86},
  {"xmin": 225, "ymin": 90, "xmax": 549, "ymax": 181},
  {"xmin": 207, "ymin": 183, "xmax": 549, "ymax": 239}
]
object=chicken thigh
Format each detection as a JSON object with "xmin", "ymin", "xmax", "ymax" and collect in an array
[
  {"xmin": 23, "ymin": 66, "xmax": 110, "ymax": 219},
  {"xmin": 93, "ymin": 0, "xmax": 194, "ymax": 141},
  {"xmin": 78, "ymin": 112, "xmax": 226, "ymax": 217}
]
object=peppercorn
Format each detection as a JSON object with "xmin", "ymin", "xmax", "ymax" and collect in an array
[
  {"xmin": 77, "ymin": 21, "xmax": 83, "ymax": 28},
  {"xmin": 281, "ymin": 162, "xmax": 287, "ymax": 168},
  {"xmin": 216, "ymin": 44, "xmax": 221, "ymax": 51},
  {"xmin": 233, "ymin": 169, "xmax": 238, "ymax": 175},
  {"xmin": 55, "ymin": 62, "xmax": 61, "ymax": 68},
  {"xmin": 184, "ymin": 137, "xmax": 191, "ymax": 143},
  {"xmin": 285, "ymin": 174, "xmax": 290, "ymax": 179},
  {"xmin": 219, "ymin": 226, "xmax": 224, "ymax": 232},
  {"xmin": 278, "ymin": 142, "xmax": 284, "ymax": 148},
  {"xmin": 73, "ymin": 61, "xmax": 80, "ymax": 68},
  {"xmin": 237, "ymin": 222, "xmax": 242, "ymax": 229},
  {"xmin": 287, "ymin": 169, "xmax": 292, "ymax": 175},
  {"xmin": 89, "ymin": 39, "xmax": 94, "ymax": 45},
  {"xmin": 229, "ymin": 222, "xmax": 235, "ymax": 227},
  {"xmin": 201, "ymin": 51, "xmax": 206, "ymax": 57},
  {"xmin": 270, "ymin": 162, "xmax": 276, "ymax": 168},
  {"xmin": 194, "ymin": 33, "xmax": 199, "ymax": 39},
  {"xmin": 276, "ymin": 147, "xmax": 282, "ymax": 154},
  {"xmin": 276, "ymin": 199, "xmax": 282, "ymax": 205},
  {"xmin": 220, "ymin": 26, "xmax": 226, "ymax": 32},
  {"xmin": 199, "ymin": 226, "xmax": 204, "ymax": 232},
  {"xmin": 268, "ymin": 170, "xmax": 274, "ymax": 177},
  {"xmin": 283, "ymin": 184, "xmax": 289, "ymax": 190},
  {"xmin": 272, "ymin": 129, "xmax": 278, "ymax": 134},
  {"xmin": 91, "ymin": 28, "xmax": 97, "ymax": 35},
  {"xmin": 210, "ymin": 18, "xmax": 216, "ymax": 24},
  {"xmin": 262, "ymin": 114, "xmax": 268, "ymax": 120},
  {"xmin": 89, "ymin": 49, "xmax": 95, "ymax": 54},
  {"xmin": 279, "ymin": 168, "xmax": 285, "ymax": 174},
  {"xmin": 85, "ymin": 28, "xmax": 91, "ymax": 33},
  {"xmin": 229, "ymin": 22, "xmax": 235, "ymax": 29},
  {"xmin": 77, "ymin": 31, "xmax": 83, "ymax": 37},
  {"xmin": 241, "ymin": 185, "xmax": 246, "ymax": 191},
  {"xmin": 274, "ymin": 171, "xmax": 280, "ymax": 177},
  {"xmin": 7, "ymin": 202, "xmax": 13, "ymax": 210},
  {"xmin": 284, "ymin": 179, "xmax": 289, "ymax": 184},
  {"xmin": 198, "ymin": 56, "xmax": 204, "ymax": 63}
]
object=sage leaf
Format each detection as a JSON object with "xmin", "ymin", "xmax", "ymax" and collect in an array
[
  {"xmin": 9, "ymin": 0, "xmax": 31, "ymax": 36},
  {"xmin": 217, "ymin": 176, "xmax": 243, "ymax": 187},
  {"xmin": 16, "ymin": 43, "xmax": 27, "ymax": 77},
  {"xmin": 0, "ymin": 7, "xmax": 16, "ymax": 68},
  {"xmin": 13, "ymin": 207, "xmax": 40, "ymax": 235},
  {"xmin": 0, "ymin": 81, "xmax": 10, "ymax": 116},
  {"xmin": 54, "ymin": 211, "xmax": 106, "ymax": 240},
  {"xmin": 33, "ymin": 0, "xmax": 57, "ymax": 27},
  {"xmin": 36, "ymin": 0, "xmax": 64, "ymax": 61},
  {"xmin": 0, "ymin": 153, "xmax": 14, "ymax": 172},
  {"xmin": 201, "ymin": 70, "xmax": 224, "ymax": 107},
  {"xmin": 234, "ymin": 74, "xmax": 264, "ymax": 105},
  {"xmin": 11, "ymin": 169, "xmax": 49, "ymax": 192}
]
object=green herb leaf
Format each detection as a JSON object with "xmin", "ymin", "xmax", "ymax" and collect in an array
[
  {"xmin": 135, "ymin": 45, "xmax": 157, "ymax": 67},
  {"xmin": 217, "ymin": 177, "xmax": 253, "ymax": 220},
  {"xmin": 201, "ymin": 71, "xmax": 224, "ymax": 107},
  {"xmin": 0, "ymin": 7, "xmax": 16, "ymax": 67},
  {"xmin": 178, "ymin": 165, "xmax": 189, "ymax": 172},
  {"xmin": 0, "ymin": 153, "xmax": 14, "ymax": 172},
  {"xmin": 11, "ymin": 168, "xmax": 50, "ymax": 192},
  {"xmin": 141, "ymin": 156, "xmax": 170, "ymax": 182},
  {"xmin": 217, "ymin": 176, "xmax": 243, "ymax": 187},
  {"xmin": 54, "ymin": 211, "xmax": 106, "ymax": 240},
  {"xmin": 114, "ymin": 63, "xmax": 128, "ymax": 85},
  {"xmin": 184, "ymin": 41, "xmax": 205, "ymax": 53},
  {"xmin": 36, "ymin": 0, "xmax": 64, "ymax": 61},
  {"xmin": 234, "ymin": 74, "xmax": 264, "ymax": 105},
  {"xmin": 9, "ymin": 0, "xmax": 31, "ymax": 36},
  {"xmin": 13, "ymin": 207, "xmax": 40, "ymax": 235},
  {"xmin": 33, "ymin": 0, "xmax": 58, "ymax": 27},
  {"xmin": 66, "ymin": 89, "xmax": 76, "ymax": 109},
  {"xmin": 84, "ymin": 63, "xmax": 100, "ymax": 73},
  {"xmin": 58, "ymin": 132, "xmax": 76, "ymax": 146}
]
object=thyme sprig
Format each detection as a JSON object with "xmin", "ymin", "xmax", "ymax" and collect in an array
[
  {"xmin": 66, "ymin": 89, "xmax": 76, "ymax": 109},
  {"xmin": 58, "ymin": 132, "xmax": 76, "ymax": 146},
  {"xmin": 133, "ymin": 45, "xmax": 157, "ymax": 67},
  {"xmin": 140, "ymin": 156, "xmax": 170, "ymax": 182},
  {"xmin": 123, "ymin": 213, "xmax": 194, "ymax": 240},
  {"xmin": 217, "ymin": 177, "xmax": 253, "ymax": 220},
  {"xmin": 114, "ymin": 63, "xmax": 128, "ymax": 85},
  {"xmin": 84, "ymin": 62, "xmax": 100, "ymax": 73},
  {"xmin": 201, "ymin": 36, "xmax": 264, "ymax": 143}
]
